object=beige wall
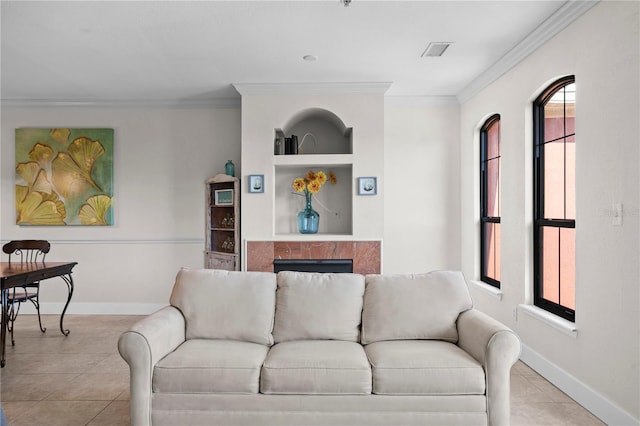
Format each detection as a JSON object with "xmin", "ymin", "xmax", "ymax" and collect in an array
[
  {"xmin": 383, "ymin": 100, "xmax": 461, "ymax": 273},
  {"xmin": 460, "ymin": 1, "xmax": 639, "ymax": 421},
  {"xmin": 0, "ymin": 105, "xmax": 241, "ymax": 312}
]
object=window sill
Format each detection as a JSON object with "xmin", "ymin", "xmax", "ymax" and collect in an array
[
  {"xmin": 518, "ymin": 304, "xmax": 577, "ymax": 337},
  {"xmin": 469, "ymin": 280, "xmax": 503, "ymax": 301}
]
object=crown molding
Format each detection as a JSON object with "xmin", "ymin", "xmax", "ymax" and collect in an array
[
  {"xmin": 456, "ymin": 0, "xmax": 599, "ymax": 104},
  {"xmin": 384, "ymin": 95, "xmax": 459, "ymax": 106},
  {"xmin": 233, "ymin": 82, "xmax": 392, "ymax": 96},
  {"xmin": 0, "ymin": 97, "xmax": 241, "ymax": 109}
]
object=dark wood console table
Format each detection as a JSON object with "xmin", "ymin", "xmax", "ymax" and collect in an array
[{"xmin": 0, "ymin": 261, "xmax": 77, "ymax": 367}]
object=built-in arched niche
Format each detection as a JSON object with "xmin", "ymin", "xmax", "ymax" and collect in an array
[
  {"xmin": 273, "ymin": 107, "xmax": 353, "ymax": 236},
  {"xmin": 275, "ymin": 108, "xmax": 352, "ymax": 155}
]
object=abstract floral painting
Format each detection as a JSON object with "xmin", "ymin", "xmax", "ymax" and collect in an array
[{"xmin": 15, "ymin": 128, "xmax": 114, "ymax": 225}]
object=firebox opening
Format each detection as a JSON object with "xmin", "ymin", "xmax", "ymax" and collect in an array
[{"xmin": 273, "ymin": 259, "xmax": 353, "ymax": 273}]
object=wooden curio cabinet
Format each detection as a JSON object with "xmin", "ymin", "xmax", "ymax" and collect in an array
[{"xmin": 205, "ymin": 174, "xmax": 240, "ymax": 270}]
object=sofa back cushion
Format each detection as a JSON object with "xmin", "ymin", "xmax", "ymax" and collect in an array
[
  {"xmin": 361, "ymin": 270, "xmax": 473, "ymax": 344},
  {"xmin": 170, "ymin": 268, "xmax": 277, "ymax": 346},
  {"xmin": 273, "ymin": 271, "xmax": 365, "ymax": 343}
]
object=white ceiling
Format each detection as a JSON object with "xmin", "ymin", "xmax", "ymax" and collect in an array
[{"xmin": 1, "ymin": 0, "xmax": 589, "ymax": 105}]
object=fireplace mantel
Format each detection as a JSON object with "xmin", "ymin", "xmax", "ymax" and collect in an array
[{"xmin": 246, "ymin": 240, "xmax": 381, "ymax": 275}]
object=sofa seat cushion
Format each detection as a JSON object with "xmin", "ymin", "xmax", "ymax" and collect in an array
[
  {"xmin": 261, "ymin": 340, "xmax": 372, "ymax": 395},
  {"xmin": 365, "ymin": 340, "xmax": 485, "ymax": 395},
  {"xmin": 153, "ymin": 339, "xmax": 268, "ymax": 394}
]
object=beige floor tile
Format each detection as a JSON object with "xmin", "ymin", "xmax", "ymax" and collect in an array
[
  {"xmin": 8, "ymin": 336, "xmax": 116, "ymax": 356},
  {"xmin": 3, "ymin": 336, "xmax": 69, "ymax": 355},
  {"xmin": 525, "ymin": 375, "xmax": 575, "ymax": 403},
  {"xmin": 45, "ymin": 372, "xmax": 129, "ymax": 401},
  {"xmin": 10, "ymin": 400, "xmax": 110, "ymax": 426},
  {"xmin": 115, "ymin": 389, "xmax": 130, "ymax": 401},
  {"xmin": 3, "ymin": 353, "xmax": 110, "ymax": 375},
  {"xmin": 0, "ymin": 373, "xmax": 79, "ymax": 401},
  {"xmin": 512, "ymin": 401, "xmax": 604, "ymax": 425},
  {"xmin": 93, "ymin": 353, "xmax": 129, "ymax": 374},
  {"xmin": 512, "ymin": 360, "xmax": 539, "ymax": 377},
  {"xmin": 0, "ymin": 400, "xmax": 39, "ymax": 423},
  {"xmin": 87, "ymin": 400, "xmax": 130, "ymax": 426},
  {"xmin": 511, "ymin": 373, "xmax": 555, "ymax": 404}
]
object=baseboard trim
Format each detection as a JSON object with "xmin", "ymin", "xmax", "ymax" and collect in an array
[
  {"xmin": 520, "ymin": 344, "xmax": 639, "ymax": 426},
  {"xmin": 17, "ymin": 302, "xmax": 166, "ymax": 316}
]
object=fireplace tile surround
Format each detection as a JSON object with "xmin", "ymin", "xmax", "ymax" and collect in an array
[{"xmin": 246, "ymin": 240, "xmax": 381, "ymax": 275}]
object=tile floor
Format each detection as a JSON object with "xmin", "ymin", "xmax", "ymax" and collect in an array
[{"xmin": 0, "ymin": 315, "xmax": 604, "ymax": 425}]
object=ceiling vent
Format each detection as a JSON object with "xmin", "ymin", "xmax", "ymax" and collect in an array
[{"xmin": 421, "ymin": 42, "xmax": 452, "ymax": 58}]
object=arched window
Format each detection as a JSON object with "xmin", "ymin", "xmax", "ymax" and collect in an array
[
  {"xmin": 480, "ymin": 114, "xmax": 501, "ymax": 287},
  {"xmin": 533, "ymin": 76, "xmax": 576, "ymax": 321}
]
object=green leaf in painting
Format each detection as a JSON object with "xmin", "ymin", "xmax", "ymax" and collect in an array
[
  {"xmin": 78, "ymin": 194, "xmax": 111, "ymax": 225},
  {"xmin": 52, "ymin": 137, "xmax": 105, "ymax": 197}
]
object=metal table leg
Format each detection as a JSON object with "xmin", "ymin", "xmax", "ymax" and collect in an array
[
  {"xmin": 59, "ymin": 273, "xmax": 74, "ymax": 336},
  {"xmin": 1, "ymin": 289, "xmax": 8, "ymax": 367}
]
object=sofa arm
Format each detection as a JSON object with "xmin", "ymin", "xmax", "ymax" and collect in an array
[
  {"xmin": 118, "ymin": 306, "xmax": 186, "ymax": 426},
  {"xmin": 457, "ymin": 309, "xmax": 521, "ymax": 426}
]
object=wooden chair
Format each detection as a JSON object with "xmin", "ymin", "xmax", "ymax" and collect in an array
[{"xmin": 2, "ymin": 240, "xmax": 50, "ymax": 345}]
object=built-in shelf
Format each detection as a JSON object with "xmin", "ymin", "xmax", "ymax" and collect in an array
[
  {"xmin": 274, "ymin": 108, "xmax": 354, "ymax": 236},
  {"xmin": 274, "ymin": 154, "xmax": 353, "ymax": 167},
  {"xmin": 205, "ymin": 174, "xmax": 240, "ymax": 270},
  {"xmin": 270, "ymin": 233, "xmax": 354, "ymax": 241}
]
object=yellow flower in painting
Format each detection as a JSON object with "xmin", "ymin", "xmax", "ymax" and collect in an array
[
  {"xmin": 292, "ymin": 178, "xmax": 306, "ymax": 192},
  {"xmin": 306, "ymin": 171, "xmax": 316, "ymax": 182},
  {"xmin": 307, "ymin": 180, "xmax": 322, "ymax": 194}
]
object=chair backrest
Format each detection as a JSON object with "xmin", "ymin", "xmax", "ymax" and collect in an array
[{"xmin": 3, "ymin": 240, "xmax": 50, "ymax": 264}]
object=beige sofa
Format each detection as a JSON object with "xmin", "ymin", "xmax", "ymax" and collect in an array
[{"xmin": 118, "ymin": 268, "xmax": 520, "ymax": 426}]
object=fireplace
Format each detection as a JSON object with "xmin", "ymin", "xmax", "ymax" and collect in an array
[
  {"xmin": 246, "ymin": 240, "xmax": 381, "ymax": 275},
  {"xmin": 273, "ymin": 259, "xmax": 353, "ymax": 273}
]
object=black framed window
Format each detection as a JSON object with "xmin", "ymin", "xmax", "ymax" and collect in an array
[
  {"xmin": 480, "ymin": 114, "xmax": 501, "ymax": 287},
  {"xmin": 533, "ymin": 76, "xmax": 576, "ymax": 321}
]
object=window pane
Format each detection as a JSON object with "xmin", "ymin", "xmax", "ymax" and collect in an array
[
  {"xmin": 544, "ymin": 141, "xmax": 565, "ymax": 219},
  {"xmin": 542, "ymin": 227, "xmax": 560, "ymax": 304},
  {"xmin": 544, "ymin": 113, "xmax": 566, "ymax": 143},
  {"xmin": 559, "ymin": 227, "xmax": 575, "ymax": 309},
  {"xmin": 540, "ymin": 226, "xmax": 575, "ymax": 310},
  {"xmin": 487, "ymin": 121, "xmax": 500, "ymax": 159},
  {"xmin": 565, "ymin": 113, "xmax": 576, "ymax": 136},
  {"xmin": 483, "ymin": 222, "xmax": 500, "ymax": 282},
  {"xmin": 543, "ymin": 136, "xmax": 575, "ymax": 220},
  {"xmin": 486, "ymin": 157, "xmax": 500, "ymax": 217},
  {"xmin": 564, "ymin": 83, "xmax": 576, "ymax": 135},
  {"xmin": 566, "ymin": 136, "xmax": 576, "ymax": 220},
  {"xmin": 544, "ymin": 83, "xmax": 576, "ymax": 142}
]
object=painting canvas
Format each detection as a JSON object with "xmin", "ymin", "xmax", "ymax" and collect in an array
[{"xmin": 15, "ymin": 128, "xmax": 114, "ymax": 225}]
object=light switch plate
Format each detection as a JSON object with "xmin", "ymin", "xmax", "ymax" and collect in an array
[{"xmin": 612, "ymin": 203, "xmax": 623, "ymax": 226}]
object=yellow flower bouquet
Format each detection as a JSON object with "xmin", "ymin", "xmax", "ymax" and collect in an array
[
  {"xmin": 292, "ymin": 170, "xmax": 337, "ymax": 195},
  {"xmin": 292, "ymin": 170, "xmax": 337, "ymax": 234}
]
